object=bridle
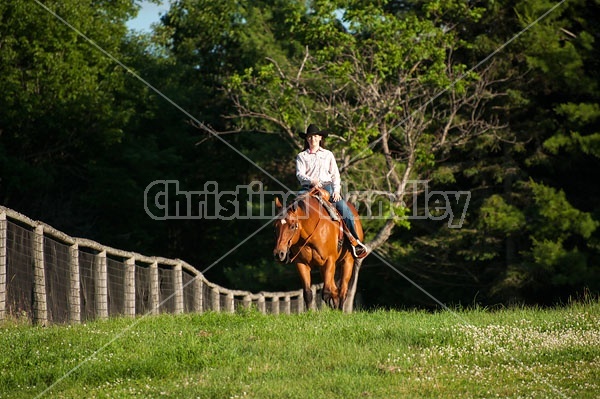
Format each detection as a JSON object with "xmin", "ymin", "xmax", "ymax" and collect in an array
[{"xmin": 287, "ymin": 216, "xmax": 321, "ymax": 263}]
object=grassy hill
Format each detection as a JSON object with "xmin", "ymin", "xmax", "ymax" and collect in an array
[{"xmin": 1, "ymin": 300, "xmax": 599, "ymax": 398}]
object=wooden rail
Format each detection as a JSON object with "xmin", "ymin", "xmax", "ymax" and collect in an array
[{"xmin": 0, "ymin": 206, "xmax": 322, "ymax": 325}]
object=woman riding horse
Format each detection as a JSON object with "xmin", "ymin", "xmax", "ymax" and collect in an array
[
  {"xmin": 273, "ymin": 124, "xmax": 368, "ymax": 310},
  {"xmin": 295, "ymin": 124, "xmax": 367, "ymax": 258}
]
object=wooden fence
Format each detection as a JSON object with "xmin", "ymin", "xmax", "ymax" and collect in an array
[{"xmin": 0, "ymin": 206, "xmax": 323, "ymax": 325}]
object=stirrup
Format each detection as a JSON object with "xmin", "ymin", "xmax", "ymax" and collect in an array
[{"xmin": 352, "ymin": 240, "xmax": 369, "ymax": 259}]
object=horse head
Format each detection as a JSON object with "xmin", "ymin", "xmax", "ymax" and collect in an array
[{"xmin": 273, "ymin": 197, "xmax": 300, "ymax": 263}]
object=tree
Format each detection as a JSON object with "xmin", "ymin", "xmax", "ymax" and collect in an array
[
  {"xmin": 141, "ymin": 0, "xmax": 307, "ymax": 285},
  {"xmin": 480, "ymin": 0, "xmax": 600, "ymax": 302},
  {"xmin": 407, "ymin": 0, "xmax": 600, "ymax": 305},
  {"xmin": 223, "ymin": 0, "xmax": 505, "ymax": 310}
]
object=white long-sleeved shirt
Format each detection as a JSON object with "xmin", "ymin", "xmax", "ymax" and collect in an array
[{"xmin": 295, "ymin": 147, "xmax": 341, "ymax": 193}]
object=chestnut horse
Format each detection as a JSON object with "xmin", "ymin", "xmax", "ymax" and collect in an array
[{"xmin": 273, "ymin": 189, "xmax": 364, "ymax": 310}]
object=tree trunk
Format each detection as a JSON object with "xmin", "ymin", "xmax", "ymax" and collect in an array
[{"xmin": 343, "ymin": 258, "xmax": 363, "ymax": 313}]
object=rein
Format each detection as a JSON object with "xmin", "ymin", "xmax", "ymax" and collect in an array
[{"xmin": 287, "ymin": 215, "xmax": 321, "ymax": 263}]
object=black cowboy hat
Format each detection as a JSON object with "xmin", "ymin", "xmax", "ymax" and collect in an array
[{"xmin": 299, "ymin": 123, "xmax": 329, "ymax": 139}]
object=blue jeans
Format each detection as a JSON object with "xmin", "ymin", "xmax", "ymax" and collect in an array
[{"xmin": 298, "ymin": 184, "xmax": 360, "ymax": 239}]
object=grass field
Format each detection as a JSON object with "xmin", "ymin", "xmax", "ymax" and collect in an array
[{"xmin": 1, "ymin": 300, "xmax": 599, "ymax": 399}]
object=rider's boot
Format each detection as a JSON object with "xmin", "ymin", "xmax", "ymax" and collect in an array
[
  {"xmin": 342, "ymin": 226, "xmax": 368, "ymax": 259},
  {"xmin": 352, "ymin": 239, "xmax": 369, "ymax": 259}
]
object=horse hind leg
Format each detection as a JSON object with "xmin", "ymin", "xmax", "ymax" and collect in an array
[{"xmin": 296, "ymin": 263, "xmax": 315, "ymax": 311}]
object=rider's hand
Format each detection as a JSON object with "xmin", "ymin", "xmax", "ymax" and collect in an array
[
  {"xmin": 311, "ymin": 179, "xmax": 321, "ymax": 188},
  {"xmin": 332, "ymin": 192, "xmax": 341, "ymax": 202}
]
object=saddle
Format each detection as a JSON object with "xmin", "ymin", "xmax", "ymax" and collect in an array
[
  {"xmin": 308, "ymin": 187, "xmax": 368, "ymax": 258},
  {"xmin": 310, "ymin": 187, "xmax": 340, "ymax": 220}
]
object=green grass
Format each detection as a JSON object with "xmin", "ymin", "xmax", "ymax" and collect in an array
[{"xmin": 1, "ymin": 301, "xmax": 599, "ymax": 398}]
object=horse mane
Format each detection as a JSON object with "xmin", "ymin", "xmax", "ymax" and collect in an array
[{"xmin": 294, "ymin": 191, "xmax": 330, "ymax": 220}]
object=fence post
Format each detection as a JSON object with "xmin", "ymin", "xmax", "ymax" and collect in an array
[
  {"xmin": 296, "ymin": 294, "xmax": 304, "ymax": 313},
  {"xmin": 69, "ymin": 243, "xmax": 81, "ymax": 323},
  {"xmin": 271, "ymin": 296, "xmax": 279, "ymax": 315},
  {"xmin": 33, "ymin": 225, "xmax": 48, "ymax": 326},
  {"xmin": 242, "ymin": 295, "xmax": 252, "ymax": 310},
  {"xmin": 124, "ymin": 257, "xmax": 135, "ymax": 317},
  {"xmin": 173, "ymin": 263, "xmax": 183, "ymax": 314},
  {"xmin": 283, "ymin": 295, "xmax": 291, "ymax": 315},
  {"xmin": 0, "ymin": 211, "xmax": 6, "ymax": 322},
  {"xmin": 193, "ymin": 276, "xmax": 203, "ymax": 313},
  {"xmin": 226, "ymin": 292, "xmax": 234, "ymax": 313},
  {"xmin": 94, "ymin": 250, "xmax": 108, "ymax": 320},
  {"xmin": 149, "ymin": 261, "xmax": 159, "ymax": 314},
  {"xmin": 257, "ymin": 294, "xmax": 266, "ymax": 314},
  {"xmin": 311, "ymin": 286, "xmax": 318, "ymax": 311},
  {"xmin": 210, "ymin": 287, "xmax": 220, "ymax": 312}
]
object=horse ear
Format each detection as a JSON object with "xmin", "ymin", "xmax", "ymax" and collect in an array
[{"xmin": 275, "ymin": 196, "xmax": 283, "ymax": 209}]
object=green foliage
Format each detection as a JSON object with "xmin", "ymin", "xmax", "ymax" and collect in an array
[
  {"xmin": 529, "ymin": 238, "xmax": 589, "ymax": 285},
  {"xmin": 430, "ymin": 166, "xmax": 456, "ymax": 184},
  {"xmin": 479, "ymin": 195, "xmax": 526, "ymax": 234},
  {"xmin": 544, "ymin": 101, "xmax": 600, "ymax": 157},
  {"xmin": 528, "ymin": 180, "xmax": 598, "ymax": 240},
  {"xmin": 0, "ymin": 0, "xmax": 139, "ymax": 224}
]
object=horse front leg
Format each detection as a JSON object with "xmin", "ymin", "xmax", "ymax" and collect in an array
[
  {"xmin": 321, "ymin": 258, "xmax": 339, "ymax": 309},
  {"xmin": 296, "ymin": 262, "xmax": 314, "ymax": 311}
]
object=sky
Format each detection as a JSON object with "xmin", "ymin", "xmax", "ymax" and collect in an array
[{"xmin": 126, "ymin": 1, "xmax": 169, "ymax": 32}]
